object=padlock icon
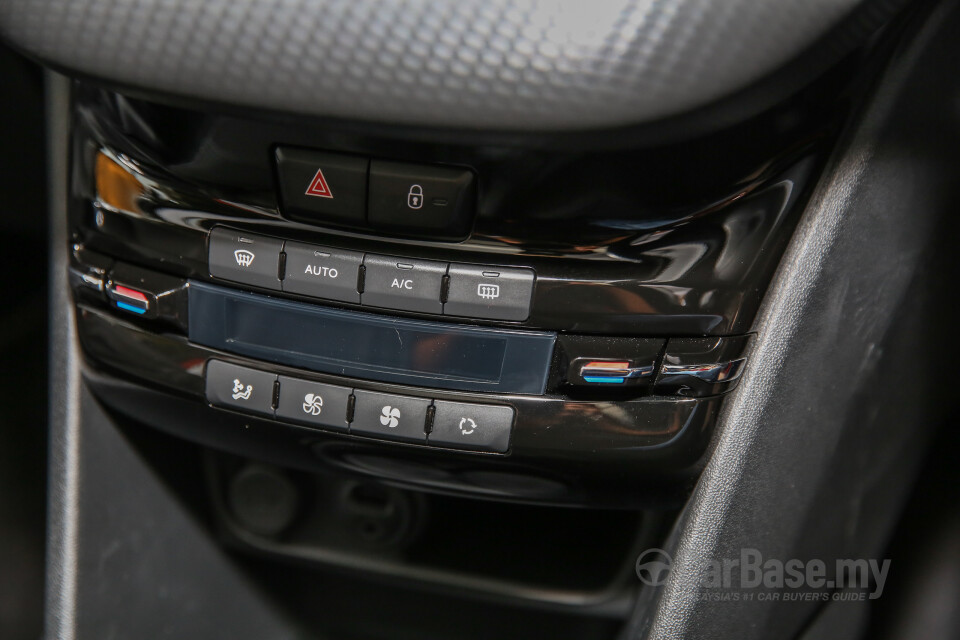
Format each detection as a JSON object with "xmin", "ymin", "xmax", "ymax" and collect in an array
[{"xmin": 407, "ymin": 184, "xmax": 424, "ymax": 210}]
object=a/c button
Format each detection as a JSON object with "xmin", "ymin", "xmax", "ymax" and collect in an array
[
  {"xmin": 282, "ymin": 241, "xmax": 363, "ymax": 303},
  {"xmin": 361, "ymin": 254, "xmax": 446, "ymax": 314}
]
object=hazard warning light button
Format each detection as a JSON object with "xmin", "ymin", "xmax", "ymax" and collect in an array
[{"xmin": 275, "ymin": 147, "xmax": 368, "ymax": 227}]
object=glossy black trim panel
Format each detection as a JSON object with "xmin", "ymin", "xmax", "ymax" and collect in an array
[
  {"xmin": 77, "ymin": 305, "xmax": 716, "ymax": 506},
  {"xmin": 70, "ymin": 86, "xmax": 828, "ymax": 336}
]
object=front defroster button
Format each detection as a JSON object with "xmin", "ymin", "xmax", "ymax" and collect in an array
[{"xmin": 208, "ymin": 227, "xmax": 283, "ymax": 291}]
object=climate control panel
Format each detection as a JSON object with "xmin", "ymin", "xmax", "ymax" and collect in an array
[
  {"xmin": 209, "ymin": 227, "xmax": 535, "ymax": 321},
  {"xmin": 206, "ymin": 360, "xmax": 515, "ymax": 453},
  {"xmin": 58, "ymin": 86, "xmax": 811, "ymax": 505}
]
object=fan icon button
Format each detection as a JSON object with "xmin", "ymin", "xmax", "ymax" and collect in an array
[{"xmin": 380, "ymin": 405, "xmax": 401, "ymax": 428}]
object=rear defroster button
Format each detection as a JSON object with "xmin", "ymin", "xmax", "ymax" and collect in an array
[{"xmin": 444, "ymin": 264, "xmax": 535, "ymax": 321}]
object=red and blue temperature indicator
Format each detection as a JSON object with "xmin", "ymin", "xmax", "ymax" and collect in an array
[
  {"xmin": 111, "ymin": 285, "xmax": 149, "ymax": 315},
  {"xmin": 580, "ymin": 361, "xmax": 631, "ymax": 384}
]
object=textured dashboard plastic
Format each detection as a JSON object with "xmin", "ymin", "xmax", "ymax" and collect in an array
[{"xmin": 0, "ymin": 0, "xmax": 895, "ymax": 130}]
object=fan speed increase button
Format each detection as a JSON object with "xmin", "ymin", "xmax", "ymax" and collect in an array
[{"xmin": 350, "ymin": 390, "xmax": 430, "ymax": 444}]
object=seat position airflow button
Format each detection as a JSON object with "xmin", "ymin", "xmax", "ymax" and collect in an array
[
  {"xmin": 208, "ymin": 227, "xmax": 283, "ymax": 291},
  {"xmin": 282, "ymin": 241, "xmax": 363, "ymax": 303},
  {"xmin": 205, "ymin": 360, "xmax": 277, "ymax": 417},
  {"xmin": 444, "ymin": 264, "xmax": 535, "ymax": 321},
  {"xmin": 361, "ymin": 254, "xmax": 446, "ymax": 314}
]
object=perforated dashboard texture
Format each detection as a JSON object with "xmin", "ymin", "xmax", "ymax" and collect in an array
[{"xmin": 0, "ymin": 0, "xmax": 896, "ymax": 130}]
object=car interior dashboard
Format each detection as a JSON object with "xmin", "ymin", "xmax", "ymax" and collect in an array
[{"xmin": 0, "ymin": 1, "xmax": 958, "ymax": 639}]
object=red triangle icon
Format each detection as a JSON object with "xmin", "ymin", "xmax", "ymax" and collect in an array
[{"xmin": 305, "ymin": 168, "xmax": 333, "ymax": 198}]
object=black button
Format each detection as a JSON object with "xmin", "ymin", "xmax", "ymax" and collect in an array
[
  {"xmin": 368, "ymin": 160, "xmax": 475, "ymax": 239},
  {"xmin": 350, "ymin": 390, "xmax": 429, "ymax": 444},
  {"xmin": 208, "ymin": 227, "xmax": 283, "ymax": 291},
  {"xmin": 276, "ymin": 376, "xmax": 351, "ymax": 432},
  {"xmin": 361, "ymin": 254, "xmax": 446, "ymax": 314},
  {"xmin": 205, "ymin": 360, "xmax": 276, "ymax": 417},
  {"xmin": 282, "ymin": 241, "xmax": 363, "ymax": 303},
  {"xmin": 429, "ymin": 401, "xmax": 514, "ymax": 453},
  {"xmin": 275, "ymin": 147, "xmax": 368, "ymax": 227},
  {"xmin": 444, "ymin": 264, "xmax": 535, "ymax": 321}
]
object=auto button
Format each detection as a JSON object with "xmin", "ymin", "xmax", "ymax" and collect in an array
[{"xmin": 282, "ymin": 241, "xmax": 362, "ymax": 303}]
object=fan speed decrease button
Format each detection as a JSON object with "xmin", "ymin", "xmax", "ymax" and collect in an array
[
  {"xmin": 276, "ymin": 376, "xmax": 351, "ymax": 432},
  {"xmin": 351, "ymin": 390, "xmax": 430, "ymax": 444}
]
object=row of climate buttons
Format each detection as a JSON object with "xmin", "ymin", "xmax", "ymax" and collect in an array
[
  {"xmin": 208, "ymin": 226, "xmax": 535, "ymax": 321},
  {"xmin": 205, "ymin": 360, "xmax": 514, "ymax": 453},
  {"xmin": 275, "ymin": 147, "xmax": 476, "ymax": 240}
]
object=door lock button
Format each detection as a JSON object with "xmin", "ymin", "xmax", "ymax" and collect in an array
[{"xmin": 368, "ymin": 160, "xmax": 475, "ymax": 240}]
